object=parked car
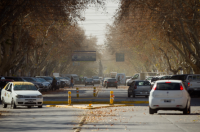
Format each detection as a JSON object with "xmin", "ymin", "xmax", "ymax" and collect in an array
[
  {"xmin": 5, "ymin": 76, "xmax": 24, "ymax": 81},
  {"xmin": 149, "ymin": 80, "xmax": 191, "ymax": 114},
  {"xmin": 1, "ymin": 82, "xmax": 43, "ymax": 109},
  {"xmin": 33, "ymin": 78, "xmax": 51, "ymax": 91},
  {"xmin": 105, "ymin": 78, "xmax": 118, "ymax": 88},
  {"xmin": 128, "ymin": 80, "xmax": 151, "ymax": 98},
  {"xmin": 22, "ymin": 77, "xmax": 45, "ymax": 92},
  {"xmin": 85, "ymin": 78, "xmax": 94, "ymax": 86},
  {"xmin": 56, "ymin": 77, "xmax": 70, "ymax": 88},
  {"xmin": 92, "ymin": 76, "xmax": 100, "ymax": 84}
]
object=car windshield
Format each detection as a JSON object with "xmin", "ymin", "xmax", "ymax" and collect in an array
[
  {"xmin": 65, "ymin": 77, "xmax": 70, "ymax": 80},
  {"xmin": 93, "ymin": 76, "xmax": 99, "ymax": 79},
  {"xmin": 14, "ymin": 85, "xmax": 37, "ymax": 90},
  {"xmin": 34, "ymin": 78, "xmax": 43, "ymax": 83},
  {"xmin": 107, "ymin": 79, "xmax": 116, "ymax": 82},
  {"xmin": 38, "ymin": 78, "xmax": 47, "ymax": 82},
  {"xmin": 147, "ymin": 77, "xmax": 153, "ymax": 80},
  {"xmin": 42, "ymin": 77, "xmax": 53, "ymax": 81},
  {"xmin": 157, "ymin": 83, "xmax": 181, "ymax": 90},
  {"xmin": 86, "ymin": 79, "xmax": 93, "ymax": 81},
  {"xmin": 23, "ymin": 78, "xmax": 35, "ymax": 82}
]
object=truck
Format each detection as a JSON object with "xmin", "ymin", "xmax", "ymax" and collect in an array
[{"xmin": 110, "ymin": 72, "xmax": 117, "ymax": 78}]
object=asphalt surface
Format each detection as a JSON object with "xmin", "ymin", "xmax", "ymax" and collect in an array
[
  {"xmin": 0, "ymin": 106, "xmax": 87, "ymax": 132},
  {"xmin": 81, "ymin": 106, "xmax": 200, "ymax": 132},
  {"xmin": 0, "ymin": 84, "xmax": 200, "ymax": 132}
]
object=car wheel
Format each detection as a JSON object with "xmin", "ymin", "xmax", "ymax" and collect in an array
[
  {"xmin": 116, "ymin": 86, "xmax": 118, "ymax": 89},
  {"xmin": 85, "ymin": 84, "xmax": 86, "ymax": 86},
  {"xmin": 27, "ymin": 106, "xmax": 31, "ymax": 108},
  {"xmin": 128, "ymin": 94, "xmax": 130, "ymax": 98},
  {"xmin": 149, "ymin": 107, "xmax": 155, "ymax": 114},
  {"xmin": 11, "ymin": 99, "xmax": 16, "ymax": 109},
  {"xmin": 145, "ymin": 95, "xmax": 148, "ymax": 98},
  {"xmin": 38, "ymin": 105, "xmax": 42, "ymax": 108},
  {"xmin": 2, "ymin": 98, "xmax": 7, "ymax": 108},
  {"xmin": 132, "ymin": 94, "xmax": 135, "ymax": 98},
  {"xmin": 183, "ymin": 103, "xmax": 190, "ymax": 115}
]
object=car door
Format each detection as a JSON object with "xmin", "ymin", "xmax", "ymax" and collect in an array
[
  {"xmin": 4, "ymin": 83, "xmax": 10, "ymax": 103},
  {"xmin": 6, "ymin": 83, "xmax": 13, "ymax": 103},
  {"xmin": 196, "ymin": 75, "xmax": 200, "ymax": 89}
]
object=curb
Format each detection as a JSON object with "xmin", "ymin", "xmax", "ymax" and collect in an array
[
  {"xmin": 43, "ymin": 101, "xmax": 149, "ymax": 105},
  {"xmin": 46, "ymin": 104, "xmax": 134, "ymax": 109}
]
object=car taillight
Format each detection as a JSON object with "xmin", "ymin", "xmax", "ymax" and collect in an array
[
  {"xmin": 153, "ymin": 86, "xmax": 156, "ymax": 90},
  {"xmin": 115, "ymin": 81, "xmax": 117, "ymax": 83},
  {"xmin": 107, "ymin": 81, "xmax": 108, "ymax": 83},
  {"xmin": 180, "ymin": 85, "xmax": 184, "ymax": 90},
  {"xmin": 188, "ymin": 82, "xmax": 190, "ymax": 87},
  {"xmin": 165, "ymin": 82, "xmax": 171, "ymax": 83},
  {"xmin": 134, "ymin": 86, "xmax": 137, "ymax": 89}
]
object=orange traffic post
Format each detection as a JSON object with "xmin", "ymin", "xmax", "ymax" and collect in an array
[
  {"xmin": 68, "ymin": 91, "xmax": 71, "ymax": 105},
  {"xmin": 93, "ymin": 87, "xmax": 96, "ymax": 97},
  {"xmin": 76, "ymin": 88, "xmax": 79, "ymax": 98},
  {"xmin": 110, "ymin": 91, "xmax": 114, "ymax": 105}
]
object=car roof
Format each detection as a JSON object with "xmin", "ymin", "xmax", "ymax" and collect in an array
[
  {"xmin": 156, "ymin": 80, "xmax": 182, "ymax": 83},
  {"xmin": 12, "ymin": 82, "xmax": 34, "ymax": 85}
]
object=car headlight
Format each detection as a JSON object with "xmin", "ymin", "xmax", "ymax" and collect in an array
[
  {"xmin": 37, "ymin": 95, "xmax": 43, "ymax": 98},
  {"xmin": 16, "ymin": 95, "xmax": 23, "ymax": 98}
]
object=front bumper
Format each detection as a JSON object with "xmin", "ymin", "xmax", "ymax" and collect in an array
[{"xmin": 15, "ymin": 98, "xmax": 43, "ymax": 106}]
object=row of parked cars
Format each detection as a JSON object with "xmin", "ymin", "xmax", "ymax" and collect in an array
[{"xmin": 0, "ymin": 76, "xmax": 70, "ymax": 94}]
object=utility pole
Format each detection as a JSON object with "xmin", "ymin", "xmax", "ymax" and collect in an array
[{"xmin": 99, "ymin": 60, "xmax": 103, "ymax": 77}]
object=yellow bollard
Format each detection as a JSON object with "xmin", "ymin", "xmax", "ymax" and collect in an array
[
  {"xmin": 93, "ymin": 87, "xmax": 96, "ymax": 97},
  {"xmin": 68, "ymin": 91, "xmax": 71, "ymax": 105},
  {"xmin": 110, "ymin": 91, "xmax": 114, "ymax": 105},
  {"xmin": 76, "ymin": 88, "xmax": 79, "ymax": 98}
]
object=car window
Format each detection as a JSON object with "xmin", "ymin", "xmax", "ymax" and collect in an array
[
  {"xmin": 193, "ymin": 75, "xmax": 197, "ymax": 80},
  {"xmin": 136, "ymin": 81, "xmax": 144, "ymax": 86},
  {"xmin": 144, "ymin": 81, "xmax": 151, "ymax": 86},
  {"xmin": 188, "ymin": 76, "xmax": 193, "ymax": 81},
  {"xmin": 108, "ymin": 79, "xmax": 116, "ymax": 82},
  {"xmin": 14, "ymin": 85, "xmax": 37, "ymax": 90},
  {"xmin": 5, "ymin": 83, "xmax": 10, "ymax": 90},
  {"xmin": 8, "ymin": 83, "xmax": 12, "ymax": 91},
  {"xmin": 157, "ymin": 83, "xmax": 181, "ymax": 90},
  {"xmin": 197, "ymin": 75, "xmax": 200, "ymax": 80}
]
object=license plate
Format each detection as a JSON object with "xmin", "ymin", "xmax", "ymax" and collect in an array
[
  {"xmin": 28, "ymin": 101, "xmax": 34, "ymax": 103},
  {"xmin": 111, "ymin": 84, "xmax": 113, "ymax": 86},
  {"xmin": 164, "ymin": 100, "xmax": 171, "ymax": 103}
]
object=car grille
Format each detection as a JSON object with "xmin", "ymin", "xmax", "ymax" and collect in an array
[
  {"xmin": 23, "ymin": 96, "xmax": 37, "ymax": 98},
  {"xmin": 25, "ymin": 102, "xmax": 36, "ymax": 104}
]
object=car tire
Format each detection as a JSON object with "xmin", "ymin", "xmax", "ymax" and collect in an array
[
  {"xmin": 2, "ymin": 98, "xmax": 7, "ymax": 108},
  {"xmin": 183, "ymin": 103, "xmax": 190, "ymax": 115},
  {"xmin": 11, "ymin": 99, "xmax": 16, "ymax": 109},
  {"xmin": 145, "ymin": 95, "xmax": 148, "ymax": 98},
  {"xmin": 128, "ymin": 94, "xmax": 130, "ymax": 98},
  {"xmin": 27, "ymin": 106, "xmax": 31, "ymax": 108},
  {"xmin": 132, "ymin": 94, "xmax": 135, "ymax": 98},
  {"xmin": 149, "ymin": 107, "xmax": 155, "ymax": 114},
  {"xmin": 38, "ymin": 105, "xmax": 42, "ymax": 108}
]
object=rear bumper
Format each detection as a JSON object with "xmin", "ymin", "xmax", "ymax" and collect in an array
[
  {"xmin": 107, "ymin": 83, "xmax": 117, "ymax": 87},
  {"xmin": 149, "ymin": 97, "xmax": 187, "ymax": 109}
]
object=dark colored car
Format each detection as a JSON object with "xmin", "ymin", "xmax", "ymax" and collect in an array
[
  {"xmin": 105, "ymin": 78, "xmax": 118, "ymax": 88},
  {"xmin": 4, "ymin": 76, "xmax": 24, "ymax": 81},
  {"xmin": 170, "ymin": 74, "xmax": 189, "ymax": 81},
  {"xmin": 128, "ymin": 80, "xmax": 151, "ymax": 98},
  {"xmin": 85, "ymin": 78, "xmax": 94, "ymax": 86}
]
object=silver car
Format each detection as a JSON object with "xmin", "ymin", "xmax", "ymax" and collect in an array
[{"xmin": 128, "ymin": 80, "xmax": 151, "ymax": 98}]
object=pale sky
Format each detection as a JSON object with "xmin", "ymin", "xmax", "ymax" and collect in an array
[{"xmin": 78, "ymin": 1, "xmax": 120, "ymax": 45}]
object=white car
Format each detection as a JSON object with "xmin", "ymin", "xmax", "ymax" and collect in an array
[
  {"xmin": 149, "ymin": 80, "xmax": 191, "ymax": 114},
  {"xmin": 1, "ymin": 82, "xmax": 43, "ymax": 109}
]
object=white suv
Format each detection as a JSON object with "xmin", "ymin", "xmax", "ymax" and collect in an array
[{"xmin": 149, "ymin": 80, "xmax": 191, "ymax": 114}]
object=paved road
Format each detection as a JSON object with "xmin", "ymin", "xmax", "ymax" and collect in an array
[
  {"xmin": 81, "ymin": 105, "xmax": 200, "ymax": 132},
  {"xmin": 0, "ymin": 106, "xmax": 87, "ymax": 132}
]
